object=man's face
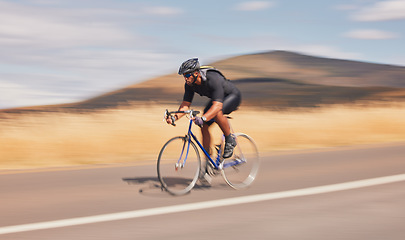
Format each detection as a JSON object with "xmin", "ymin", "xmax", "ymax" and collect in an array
[{"xmin": 184, "ymin": 71, "xmax": 197, "ymax": 86}]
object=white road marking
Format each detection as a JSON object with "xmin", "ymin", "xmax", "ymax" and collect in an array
[{"xmin": 1, "ymin": 173, "xmax": 405, "ymax": 235}]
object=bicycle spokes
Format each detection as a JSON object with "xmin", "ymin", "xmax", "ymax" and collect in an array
[
  {"xmin": 221, "ymin": 133, "xmax": 259, "ymax": 189},
  {"xmin": 158, "ymin": 109, "xmax": 259, "ymax": 195},
  {"xmin": 157, "ymin": 136, "xmax": 201, "ymax": 195},
  {"xmin": 174, "ymin": 138, "xmax": 190, "ymax": 170}
]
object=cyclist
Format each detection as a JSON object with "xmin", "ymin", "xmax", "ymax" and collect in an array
[{"xmin": 166, "ymin": 58, "xmax": 241, "ymax": 159}]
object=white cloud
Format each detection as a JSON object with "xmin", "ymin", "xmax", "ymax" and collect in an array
[
  {"xmin": 0, "ymin": 49, "xmax": 178, "ymax": 108},
  {"xmin": 344, "ymin": 29, "xmax": 398, "ymax": 39},
  {"xmin": 200, "ymin": 34, "xmax": 361, "ymax": 61},
  {"xmin": 295, "ymin": 45, "xmax": 361, "ymax": 60},
  {"xmin": 0, "ymin": 1, "xmax": 183, "ymax": 51},
  {"xmin": 0, "ymin": 14, "xmax": 135, "ymax": 49},
  {"xmin": 352, "ymin": 0, "xmax": 405, "ymax": 21},
  {"xmin": 0, "ymin": 79, "xmax": 74, "ymax": 109},
  {"xmin": 0, "ymin": 2, "xmax": 140, "ymax": 50},
  {"xmin": 24, "ymin": 0, "xmax": 65, "ymax": 5},
  {"xmin": 0, "ymin": 1, "xmax": 185, "ymax": 109},
  {"xmin": 334, "ymin": 4, "xmax": 360, "ymax": 11},
  {"xmin": 234, "ymin": 1, "xmax": 274, "ymax": 11},
  {"xmin": 144, "ymin": 6, "xmax": 183, "ymax": 16}
]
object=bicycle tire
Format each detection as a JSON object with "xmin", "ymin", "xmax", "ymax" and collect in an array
[
  {"xmin": 157, "ymin": 136, "xmax": 201, "ymax": 195},
  {"xmin": 221, "ymin": 133, "xmax": 260, "ymax": 189}
]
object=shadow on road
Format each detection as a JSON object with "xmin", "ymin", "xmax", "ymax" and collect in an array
[
  {"xmin": 122, "ymin": 176, "xmax": 165, "ymax": 197},
  {"xmin": 122, "ymin": 176, "xmax": 227, "ymax": 197}
]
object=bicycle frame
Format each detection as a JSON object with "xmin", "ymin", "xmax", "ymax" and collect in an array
[
  {"xmin": 159, "ymin": 109, "xmax": 259, "ymax": 194},
  {"xmin": 180, "ymin": 118, "xmax": 246, "ymax": 171},
  {"xmin": 182, "ymin": 118, "xmax": 223, "ymax": 170},
  {"xmin": 166, "ymin": 109, "xmax": 246, "ymax": 171}
]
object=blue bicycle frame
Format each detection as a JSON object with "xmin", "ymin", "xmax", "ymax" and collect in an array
[
  {"xmin": 181, "ymin": 118, "xmax": 222, "ymax": 169},
  {"xmin": 179, "ymin": 118, "xmax": 244, "ymax": 170}
]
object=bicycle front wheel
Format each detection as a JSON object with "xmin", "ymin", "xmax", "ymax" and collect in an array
[
  {"xmin": 221, "ymin": 133, "xmax": 259, "ymax": 189},
  {"xmin": 157, "ymin": 136, "xmax": 201, "ymax": 195}
]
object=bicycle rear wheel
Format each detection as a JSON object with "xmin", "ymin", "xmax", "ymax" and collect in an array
[
  {"xmin": 157, "ymin": 136, "xmax": 201, "ymax": 195},
  {"xmin": 221, "ymin": 133, "xmax": 259, "ymax": 189}
]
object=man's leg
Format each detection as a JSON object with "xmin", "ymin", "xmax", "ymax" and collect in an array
[
  {"xmin": 217, "ymin": 92, "xmax": 241, "ymax": 136},
  {"xmin": 200, "ymin": 123, "xmax": 213, "ymax": 185},
  {"xmin": 215, "ymin": 112, "xmax": 236, "ymax": 158},
  {"xmin": 201, "ymin": 123, "xmax": 212, "ymax": 155},
  {"xmin": 214, "ymin": 111, "xmax": 231, "ymax": 136}
]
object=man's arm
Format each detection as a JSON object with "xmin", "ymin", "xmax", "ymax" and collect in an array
[
  {"xmin": 165, "ymin": 101, "xmax": 191, "ymax": 125},
  {"xmin": 176, "ymin": 101, "xmax": 191, "ymax": 119},
  {"xmin": 203, "ymin": 101, "xmax": 223, "ymax": 121}
]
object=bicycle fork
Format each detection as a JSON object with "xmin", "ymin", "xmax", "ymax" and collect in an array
[{"xmin": 175, "ymin": 136, "xmax": 192, "ymax": 171}]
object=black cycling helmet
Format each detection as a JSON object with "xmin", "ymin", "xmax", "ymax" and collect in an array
[{"xmin": 178, "ymin": 58, "xmax": 200, "ymax": 75}]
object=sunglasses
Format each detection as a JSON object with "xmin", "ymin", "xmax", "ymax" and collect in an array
[{"xmin": 183, "ymin": 72, "xmax": 193, "ymax": 78}]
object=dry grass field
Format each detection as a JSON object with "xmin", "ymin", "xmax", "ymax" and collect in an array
[
  {"xmin": 2, "ymin": 51, "xmax": 404, "ymax": 170},
  {"xmin": 1, "ymin": 103, "xmax": 404, "ymax": 169}
]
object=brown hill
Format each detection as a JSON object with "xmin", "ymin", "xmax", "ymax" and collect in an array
[
  {"xmin": 213, "ymin": 51, "xmax": 405, "ymax": 88},
  {"xmin": 66, "ymin": 51, "xmax": 405, "ymax": 109},
  {"xmin": 2, "ymin": 50, "xmax": 405, "ymax": 114}
]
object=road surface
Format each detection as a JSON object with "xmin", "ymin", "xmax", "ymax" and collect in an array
[{"xmin": 1, "ymin": 142, "xmax": 404, "ymax": 239}]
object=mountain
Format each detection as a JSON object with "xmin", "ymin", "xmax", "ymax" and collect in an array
[
  {"xmin": 66, "ymin": 50, "xmax": 405, "ymax": 109},
  {"xmin": 213, "ymin": 51, "xmax": 405, "ymax": 88},
  {"xmin": 2, "ymin": 51, "xmax": 405, "ymax": 114}
]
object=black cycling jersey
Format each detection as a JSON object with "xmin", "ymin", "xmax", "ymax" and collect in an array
[{"xmin": 183, "ymin": 70, "xmax": 240, "ymax": 103}]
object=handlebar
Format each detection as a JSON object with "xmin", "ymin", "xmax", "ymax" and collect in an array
[{"xmin": 164, "ymin": 109, "xmax": 200, "ymax": 126}]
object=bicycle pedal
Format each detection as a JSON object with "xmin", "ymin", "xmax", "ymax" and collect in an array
[
  {"xmin": 199, "ymin": 173, "xmax": 212, "ymax": 185},
  {"xmin": 207, "ymin": 160, "xmax": 215, "ymax": 169},
  {"xmin": 205, "ymin": 166, "xmax": 214, "ymax": 176},
  {"xmin": 203, "ymin": 173, "xmax": 212, "ymax": 184},
  {"xmin": 207, "ymin": 167, "xmax": 219, "ymax": 176}
]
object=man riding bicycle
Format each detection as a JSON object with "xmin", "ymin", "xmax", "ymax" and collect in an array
[{"xmin": 166, "ymin": 58, "xmax": 241, "ymax": 159}]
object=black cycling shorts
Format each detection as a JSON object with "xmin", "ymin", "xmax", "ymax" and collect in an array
[{"xmin": 203, "ymin": 92, "xmax": 241, "ymax": 125}]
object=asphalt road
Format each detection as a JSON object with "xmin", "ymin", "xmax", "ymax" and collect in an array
[{"xmin": 1, "ymin": 142, "xmax": 404, "ymax": 240}]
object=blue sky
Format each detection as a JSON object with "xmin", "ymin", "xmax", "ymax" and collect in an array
[{"xmin": 1, "ymin": 0, "xmax": 405, "ymax": 109}]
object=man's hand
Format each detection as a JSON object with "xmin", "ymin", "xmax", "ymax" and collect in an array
[
  {"xmin": 193, "ymin": 116, "xmax": 204, "ymax": 127},
  {"xmin": 165, "ymin": 115, "xmax": 176, "ymax": 126}
]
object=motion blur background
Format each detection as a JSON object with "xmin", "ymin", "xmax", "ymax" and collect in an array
[
  {"xmin": 1, "ymin": 0, "xmax": 405, "ymax": 109},
  {"xmin": 1, "ymin": 0, "xmax": 405, "ymax": 169}
]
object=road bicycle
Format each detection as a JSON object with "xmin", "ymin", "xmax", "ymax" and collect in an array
[{"xmin": 157, "ymin": 109, "xmax": 259, "ymax": 195}]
